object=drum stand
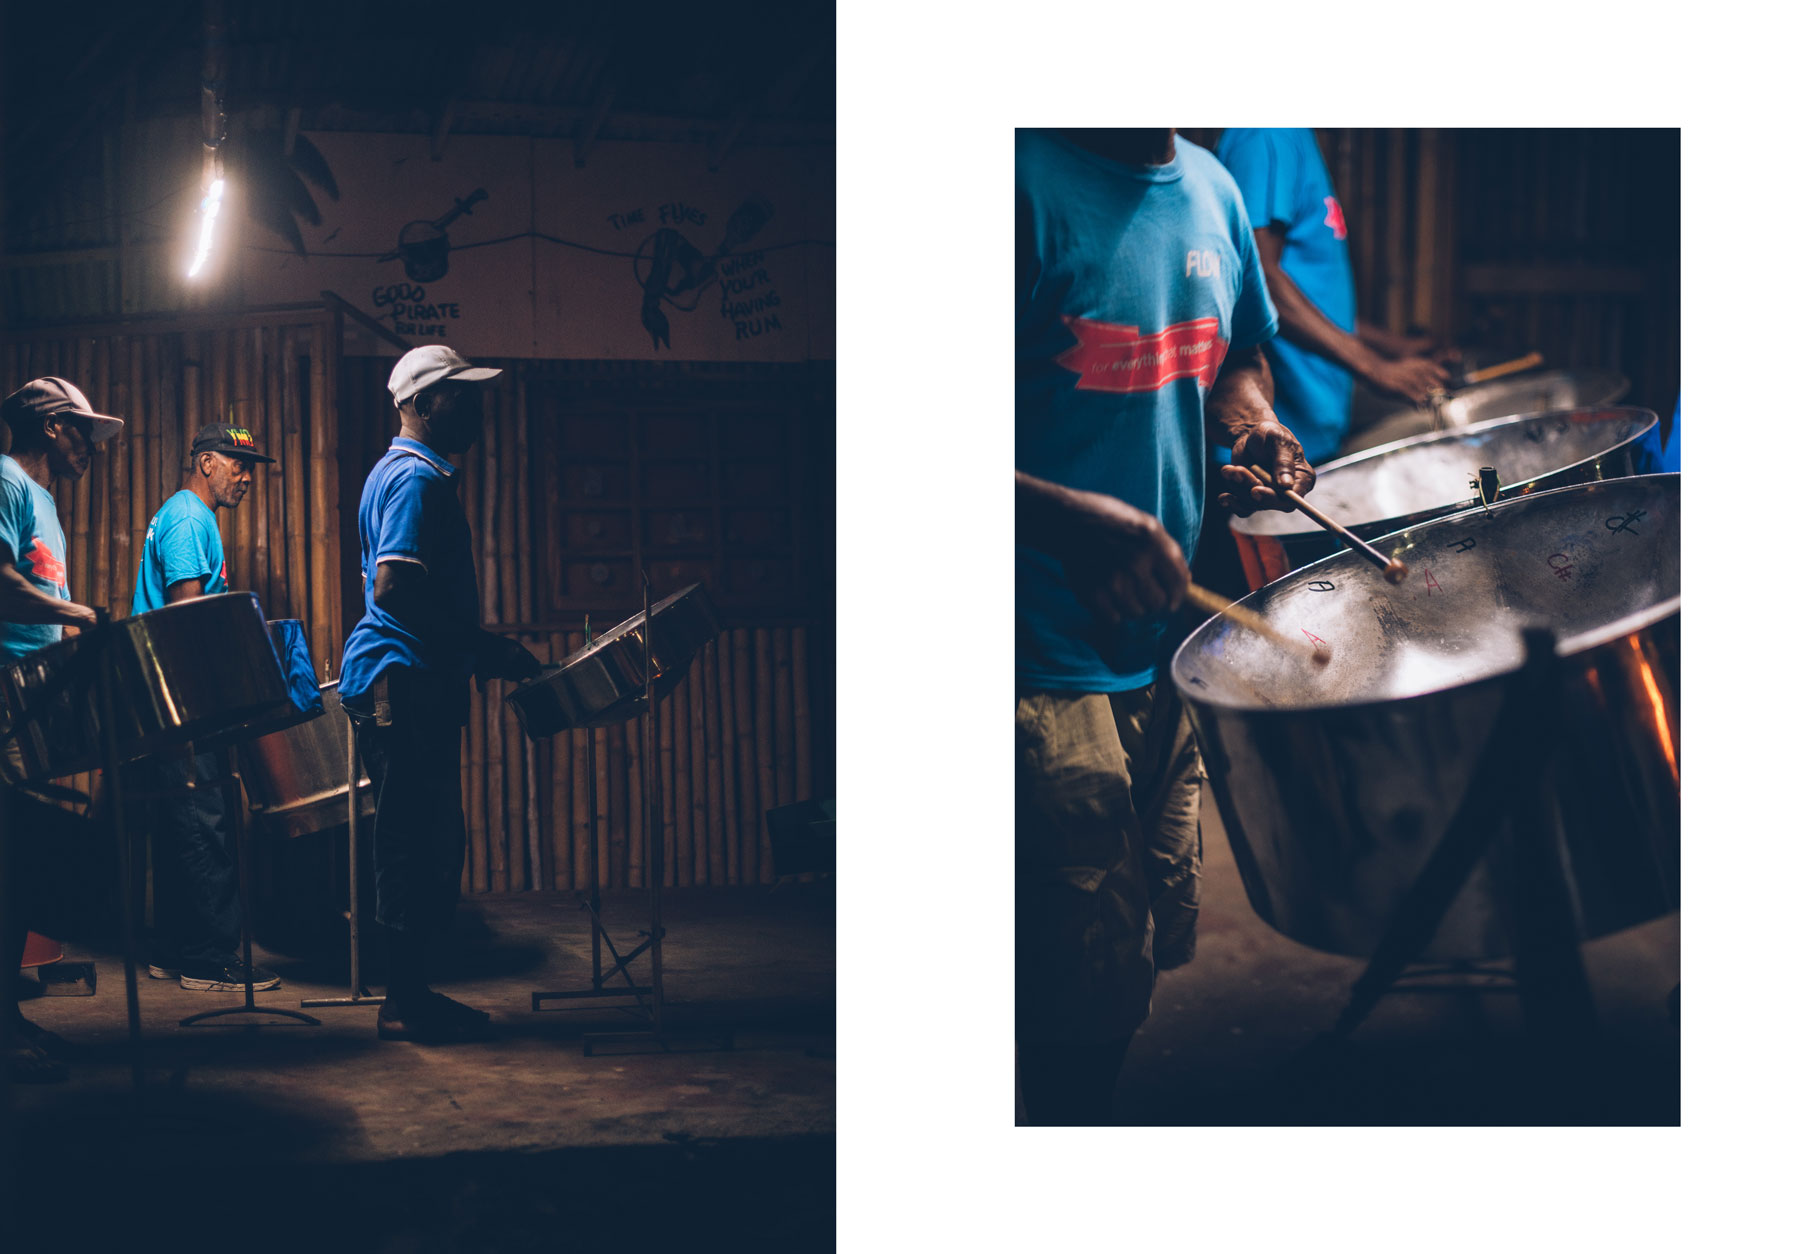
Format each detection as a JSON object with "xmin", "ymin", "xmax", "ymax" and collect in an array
[
  {"xmin": 530, "ymin": 576, "xmax": 731, "ymax": 1056},
  {"xmin": 1329, "ymin": 627, "xmax": 1597, "ymax": 1045},
  {"xmin": 300, "ymin": 714, "xmax": 383, "ymax": 1010},
  {"xmin": 178, "ymin": 744, "xmax": 318, "ymax": 1029}
]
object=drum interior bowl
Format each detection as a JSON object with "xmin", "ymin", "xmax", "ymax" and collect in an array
[
  {"xmin": 0, "ymin": 592, "xmax": 288, "ymax": 781},
  {"xmin": 508, "ymin": 583, "xmax": 721, "ymax": 739},
  {"xmin": 1175, "ymin": 475, "xmax": 1679, "ymax": 960},
  {"xmin": 242, "ymin": 681, "xmax": 374, "ymax": 839},
  {"xmin": 1231, "ymin": 407, "xmax": 1663, "ymax": 590},
  {"xmin": 1342, "ymin": 368, "xmax": 1630, "ymax": 456}
]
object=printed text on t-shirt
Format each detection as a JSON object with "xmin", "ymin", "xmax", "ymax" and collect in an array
[{"xmin": 1056, "ymin": 315, "xmax": 1229, "ymax": 393}]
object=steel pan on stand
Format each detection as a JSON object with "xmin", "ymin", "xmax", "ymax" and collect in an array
[
  {"xmin": 242, "ymin": 681, "xmax": 373, "ymax": 838},
  {"xmin": 1232, "ymin": 406, "xmax": 1663, "ymax": 590},
  {"xmin": 514, "ymin": 580, "xmax": 726, "ymax": 1054},
  {"xmin": 1341, "ymin": 367, "xmax": 1630, "ymax": 456},
  {"xmin": 0, "ymin": 592, "xmax": 290, "ymax": 781},
  {"xmin": 1174, "ymin": 475, "xmax": 1679, "ymax": 964}
]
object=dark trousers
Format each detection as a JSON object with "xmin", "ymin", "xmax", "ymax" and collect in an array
[
  {"xmin": 130, "ymin": 748, "xmax": 238, "ymax": 968},
  {"xmin": 349, "ymin": 670, "xmax": 468, "ymax": 937}
]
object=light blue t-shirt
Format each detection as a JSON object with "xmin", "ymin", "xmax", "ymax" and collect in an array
[
  {"xmin": 132, "ymin": 489, "xmax": 228, "ymax": 614},
  {"xmin": 1016, "ymin": 130, "xmax": 1279, "ymax": 691},
  {"xmin": 0, "ymin": 454, "xmax": 71, "ymax": 661},
  {"xmin": 1214, "ymin": 128, "xmax": 1358, "ymax": 464},
  {"xmin": 339, "ymin": 438, "xmax": 480, "ymax": 704}
]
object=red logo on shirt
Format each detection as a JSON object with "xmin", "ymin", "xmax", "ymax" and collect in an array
[
  {"xmin": 1323, "ymin": 195, "xmax": 1347, "ymax": 241},
  {"xmin": 25, "ymin": 537, "xmax": 65, "ymax": 590},
  {"xmin": 1055, "ymin": 315, "xmax": 1228, "ymax": 394}
]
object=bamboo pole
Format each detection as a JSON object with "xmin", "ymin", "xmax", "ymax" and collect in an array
[
  {"xmin": 127, "ymin": 338, "xmax": 147, "ymax": 594},
  {"xmin": 306, "ymin": 324, "xmax": 333, "ymax": 663},
  {"xmin": 716, "ymin": 632, "xmax": 741, "ymax": 884},
  {"xmin": 625, "ymin": 703, "xmax": 643, "ymax": 887},
  {"xmin": 659, "ymin": 681, "xmax": 675, "ymax": 888},
  {"xmin": 524, "ymin": 719, "xmax": 541, "ymax": 892},
  {"xmin": 608, "ymin": 716, "xmax": 628, "ymax": 889},
  {"xmin": 263, "ymin": 328, "xmax": 287, "ymax": 616},
  {"xmin": 512, "ymin": 374, "xmax": 532, "ymax": 620},
  {"xmin": 551, "ymin": 634, "xmax": 571, "ymax": 893},
  {"xmin": 481, "ymin": 396, "xmax": 499, "ymax": 626},
  {"xmin": 773, "ymin": 627, "xmax": 794, "ymax": 810},
  {"xmin": 732, "ymin": 628, "xmax": 757, "ymax": 884},
  {"xmin": 104, "ymin": 338, "xmax": 128, "ymax": 616},
  {"xmin": 754, "ymin": 627, "xmax": 776, "ymax": 882},
  {"xmin": 703, "ymin": 642, "xmax": 726, "ymax": 886},
  {"xmin": 467, "ymin": 685, "xmax": 489, "ymax": 892},
  {"xmin": 496, "ymin": 392, "xmax": 518, "ymax": 628},
  {"xmin": 592, "ymin": 723, "xmax": 610, "ymax": 890},
  {"xmin": 571, "ymin": 717, "xmax": 590, "ymax": 894},
  {"xmin": 793, "ymin": 625, "xmax": 812, "ymax": 803},
  {"xmin": 671, "ymin": 670, "xmax": 690, "ymax": 886},
  {"xmin": 74, "ymin": 336, "xmax": 96, "ymax": 610},
  {"xmin": 461, "ymin": 721, "xmax": 474, "ymax": 895},
  {"xmin": 489, "ymin": 680, "xmax": 511, "ymax": 895},
  {"xmin": 504, "ymin": 675, "xmax": 525, "ymax": 893}
]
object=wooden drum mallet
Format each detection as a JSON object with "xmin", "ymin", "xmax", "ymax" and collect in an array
[{"xmin": 1245, "ymin": 465, "xmax": 1409, "ymax": 586}]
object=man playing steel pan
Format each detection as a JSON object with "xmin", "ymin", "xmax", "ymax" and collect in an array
[
  {"xmin": 129, "ymin": 423, "xmax": 280, "ymax": 995},
  {"xmin": 1015, "ymin": 129, "xmax": 1314, "ymax": 1124},
  {"xmin": 0, "ymin": 378, "xmax": 114, "ymax": 1082},
  {"xmin": 338, "ymin": 346, "xmax": 541, "ymax": 1043}
]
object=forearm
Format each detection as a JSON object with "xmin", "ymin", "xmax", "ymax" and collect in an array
[
  {"xmin": 1265, "ymin": 265, "xmax": 1383, "ymax": 381},
  {"xmin": 0, "ymin": 566, "xmax": 87, "ymax": 625},
  {"xmin": 1016, "ymin": 470, "xmax": 1085, "ymax": 553},
  {"xmin": 1205, "ymin": 346, "xmax": 1278, "ymax": 451},
  {"xmin": 1354, "ymin": 320, "xmax": 1416, "ymax": 360}
]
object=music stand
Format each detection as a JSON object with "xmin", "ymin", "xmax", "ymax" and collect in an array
[{"xmin": 530, "ymin": 575, "xmax": 731, "ymax": 1056}]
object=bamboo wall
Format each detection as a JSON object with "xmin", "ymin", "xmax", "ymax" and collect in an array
[
  {"xmin": 0, "ymin": 319, "xmax": 830, "ymax": 892},
  {"xmin": 341, "ymin": 354, "xmax": 833, "ymax": 891},
  {"xmin": 0, "ymin": 311, "xmax": 343, "ymax": 808},
  {"xmin": 1183, "ymin": 128, "xmax": 1681, "ymax": 428}
]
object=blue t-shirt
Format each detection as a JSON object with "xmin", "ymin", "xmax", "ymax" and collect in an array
[
  {"xmin": 339, "ymin": 437, "xmax": 480, "ymax": 703},
  {"xmin": 1016, "ymin": 129, "xmax": 1279, "ymax": 692},
  {"xmin": 132, "ymin": 489, "xmax": 228, "ymax": 614},
  {"xmin": 0, "ymin": 454, "xmax": 71, "ymax": 661},
  {"xmin": 1214, "ymin": 128, "xmax": 1358, "ymax": 463}
]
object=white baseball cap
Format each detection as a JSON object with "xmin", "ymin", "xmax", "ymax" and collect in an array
[{"xmin": 387, "ymin": 345, "xmax": 502, "ymax": 406}]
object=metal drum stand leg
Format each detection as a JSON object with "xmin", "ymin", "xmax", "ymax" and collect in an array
[
  {"xmin": 179, "ymin": 744, "xmax": 318, "ymax": 1028},
  {"xmin": 302, "ymin": 712, "xmax": 382, "ymax": 1010},
  {"xmin": 92, "ymin": 611, "xmax": 147, "ymax": 1094},
  {"xmin": 1328, "ymin": 627, "xmax": 1597, "ymax": 1042}
]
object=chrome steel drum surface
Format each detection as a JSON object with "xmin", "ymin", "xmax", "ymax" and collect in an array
[
  {"xmin": 508, "ymin": 583, "xmax": 721, "ymax": 738},
  {"xmin": 1231, "ymin": 407, "xmax": 1662, "ymax": 589},
  {"xmin": 242, "ymin": 681, "xmax": 374, "ymax": 838},
  {"xmin": 1174, "ymin": 475, "xmax": 1679, "ymax": 960},
  {"xmin": 0, "ymin": 592, "xmax": 288, "ymax": 780},
  {"xmin": 1342, "ymin": 368, "xmax": 1630, "ymax": 456},
  {"xmin": 198, "ymin": 617, "xmax": 326, "ymax": 747}
]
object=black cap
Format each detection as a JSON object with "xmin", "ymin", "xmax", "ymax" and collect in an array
[{"xmin": 192, "ymin": 422, "xmax": 276, "ymax": 464}]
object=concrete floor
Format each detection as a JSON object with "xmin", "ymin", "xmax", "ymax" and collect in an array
[
  {"xmin": 4, "ymin": 884, "xmax": 834, "ymax": 1249},
  {"xmin": 1109, "ymin": 789, "xmax": 1679, "ymax": 1125}
]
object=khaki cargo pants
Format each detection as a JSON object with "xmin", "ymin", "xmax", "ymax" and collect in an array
[{"xmin": 1015, "ymin": 681, "xmax": 1202, "ymax": 1044}]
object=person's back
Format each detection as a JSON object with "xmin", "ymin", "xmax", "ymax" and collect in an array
[{"xmin": 1213, "ymin": 127, "xmax": 1358, "ymax": 461}]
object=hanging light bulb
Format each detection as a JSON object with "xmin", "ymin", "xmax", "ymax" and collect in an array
[{"xmin": 187, "ymin": 178, "xmax": 226, "ymax": 279}]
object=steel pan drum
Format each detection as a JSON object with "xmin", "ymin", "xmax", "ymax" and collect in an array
[
  {"xmin": 508, "ymin": 583, "xmax": 722, "ymax": 739},
  {"xmin": 1342, "ymin": 368, "xmax": 1630, "ymax": 456},
  {"xmin": 197, "ymin": 617, "xmax": 327, "ymax": 747},
  {"xmin": 0, "ymin": 592, "xmax": 289, "ymax": 781},
  {"xmin": 1174, "ymin": 475, "xmax": 1678, "ymax": 960},
  {"xmin": 1232, "ymin": 407, "xmax": 1662, "ymax": 590},
  {"xmin": 241, "ymin": 680, "xmax": 374, "ymax": 838}
]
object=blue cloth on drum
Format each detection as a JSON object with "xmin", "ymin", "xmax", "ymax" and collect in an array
[
  {"xmin": 1015, "ymin": 129, "xmax": 1277, "ymax": 693},
  {"xmin": 132, "ymin": 489, "xmax": 229, "ymax": 613},
  {"xmin": 1213, "ymin": 127, "xmax": 1359, "ymax": 465},
  {"xmin": 338, "ymin": 437, "xmax": 480, "ymax": 708},
  {"xmin": 0, "ymin": 453, "xmax": 72, "ymax": 662}
]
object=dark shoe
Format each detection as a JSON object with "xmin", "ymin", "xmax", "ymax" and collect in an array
[
  {"xmin": 179, "ymin": 961, "xmax": 280, "ymax": 993},
  {"xmin": 10, "ymin": 1016, "xmax": 73, "ymax": 1059},
  {"xmin": 377, "ymin": 995, "xmax": 490, "ymax": 1043}
]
